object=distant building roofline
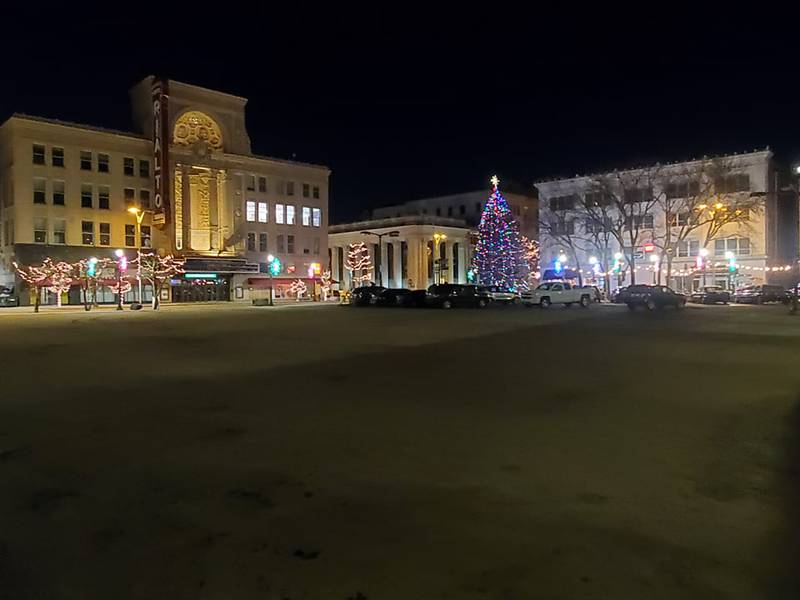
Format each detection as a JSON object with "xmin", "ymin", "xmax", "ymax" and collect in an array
[
  {"xmin": 5, "ymin": 113, "xmax": 148, "ymax": 141},
  {"xmin": 329, "ymin": 215, "xmax": 470, "ymax": 233}
]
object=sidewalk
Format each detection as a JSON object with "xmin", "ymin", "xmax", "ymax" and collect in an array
[{"xmin": 0, "ymin": 300, "xmax": 337, "ymax": 316}]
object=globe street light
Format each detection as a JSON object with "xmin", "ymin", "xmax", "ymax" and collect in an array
[{"xmin": 114, "ymin": 249, "xmax": 127, "ymax": 311}]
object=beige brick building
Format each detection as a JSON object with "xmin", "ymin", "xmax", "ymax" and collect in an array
[{"xmin": 0, "ymin": 77, "xmax": 330, "ymax": 304}]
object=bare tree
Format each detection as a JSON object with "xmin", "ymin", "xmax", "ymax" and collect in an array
[{"xmin": 539, "ymin": 198, "xmax": 584, "ymax": 285}]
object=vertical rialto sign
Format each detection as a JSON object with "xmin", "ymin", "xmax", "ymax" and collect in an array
[{"xmin": 151, "ymin": 79, "xmax": 169, "ymax": 227}]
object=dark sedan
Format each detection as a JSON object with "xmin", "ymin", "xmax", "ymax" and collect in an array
[
  {"xmin": 426, "ymin": 284, "xmax": 491, "ymax": 309},
  {"xmin": 689, "ymin": 286, "xmax": 731, "ymax": 305},
  {"xmin": 734, "ymin": 284, "xmax": 791, "ymax": 305},
  {"xmin": 371, "ymin": 288, "xmax": 411, "ymax": 307},
  {"xmin": 624, "ymin": 284, "xmax": 686, "ymax": 311},
  {"xmin": 350, "ymin": 285, "xmax": 386, "ymax": 306}
]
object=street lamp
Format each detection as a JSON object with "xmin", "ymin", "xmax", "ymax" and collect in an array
[
  {"xmin": 650, "ymin": 253, "xmax": 660, "ymax": 284},
  {"xmin": 266, "ymin": 254, "xmax": 281, "ymax": 306},
  {"xmin": 699, "ymin": 247, "xmax": 710, "ymax": 287},
  {"xmin": 128, "ymin": 206, "xmax": 152, "ymax": 304},
  {"xmin": 432, "ymin": 232, "xmax": 448, "ymax": 284},
  {"xmin": 360, "ymin": 230, "xmax": 400, "ymax": 286},
  {"xmin": 114, "ymin": 249, "xmax": 127, "ymax": 311}
]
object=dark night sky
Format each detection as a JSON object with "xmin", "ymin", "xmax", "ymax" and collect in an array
[{"xmin": 2, "ymin": 7, "xmax": 799, "ymax": 223}]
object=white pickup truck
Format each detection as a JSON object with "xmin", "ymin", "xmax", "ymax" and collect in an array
[{"xmin": 522, "ymin": 281, "xmax": 592, "ymax": 308}]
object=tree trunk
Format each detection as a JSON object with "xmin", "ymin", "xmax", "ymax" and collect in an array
[
  {"xmin": 34, "ymin": 287, "xmax": 40, "ymax": 313},
  {"xmin": 628, "ymin": 254, "xmax": 637, "ymax": 285}
]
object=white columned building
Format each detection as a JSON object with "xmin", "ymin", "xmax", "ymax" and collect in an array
[{"xmin": 328, "ymin": 216, "xmax": 473, "ymax": 290}]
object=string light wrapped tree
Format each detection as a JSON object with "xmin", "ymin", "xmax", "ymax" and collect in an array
[
  {"xmin": 319, "ymin": 270, "xmax": 332, "ymax": 301},
  {"xmin": 521, "ymin": 235, "xmax": 540, "ymax": 286},
  {"xmin": 13, "ymin": 258, "xmax": 74, "ymax": 312},
  {"xmin": 289, "ymin": 278, "xmax": 307, "ymax": 300},
  {"xmin": 345, "ymin": 242, "xmax": 373, "ymax": 288},
  {"xmin": 131, "ymin": 251, "xmax": 185, "ymax": 310},
  {"xmin": 472, "ymin": 175, "xmax": 529, "ymax": 290}
]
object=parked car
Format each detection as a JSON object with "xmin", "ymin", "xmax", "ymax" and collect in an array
[
  {"xmin": 426, "ymin": 284, "xmax": 491, "ymax": 309},
  {"xmin": 612, "ymin": 286, "xmax": 629, "ymax": 304},
  {"xmin": 372, "ymin": 288, "xmax": 411, "ymax": 306},
  {"xmin": 0, "ymin": 286, "xmax": 17, "ymax": 307},
  {"xmin": 689, "ymin": 286, "xmax": 731, "ymax": 305},
  {"xmin": 400, "ymin": 289, "xmax": 428, "ymax": 308},
  {"xmin": 350, "ymin": 285, "xmax": 386, "ymax": 306},
  {"xmin": 581, "ymin": 285, "xmax": 602, "ymax": 303},
  {"xmin": 734, "ymin": 284, "xmax": 791, "ymax": 305},
  {"xmin": 624, "ymin": 284, "xmax": 686, "ymax": 311},
  {"xmin": 521, "ymin": 281, "xmax": 592, "ymax": 308},
  {"xmin": 484, "ymin": 286, "xmax": 519, "ymax": 304}
]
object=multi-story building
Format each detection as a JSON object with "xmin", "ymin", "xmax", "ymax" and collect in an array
[
  {"xmin": 371, "ymin": 189, "xmax": 538, "ymax": 242},
  {"xmin": 536, "ymin": 150, "xmax": 799, "ymax": 294},
  {"xmin": 329, "ymin": 216, "xmax": 473, "ymax": 290},
  {"xmin": 0, "ymin": 77, "xmax": 330, "ymax": 304}
]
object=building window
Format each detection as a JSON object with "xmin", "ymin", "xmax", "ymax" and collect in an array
[
  {"xmin": 276, "ymin": 203, "xmax": 285, "ymax": 224},
  {"xmin": 140, "ymin": 190, "xmax": 151, "ymax": 209},
  {"xmin": 549, "ymin": 195, "xmax": 576, "ymax": 211},
  {"xmin": 447, "ymin": 206, "xmax": 453, "ymax": 217},
  {"xmin": 33, "ymin": 178, "xmax": 46, "ymax": 204},
  {"xmin": 287, "ymin": 182, "xmax": 295, "ymax": 196},
  {"xmin": 313, "ymin": 237, "xmax": 320, "ymax": 255},
  {"xmin": 82, "ymin": 221, "xmax": 94, "ymax": 245},
  {"xmin": 81, "ymin": 184, "xmax": 93, "ymax": 208},
  {"xmin": 259, "ymin": 232, "xmax": 268, "ymax": 252},
  {"xmin": 99, "ymin": 222, "xmax": 111, "ymax": 246},
  {"xmin": 124, "ymin": 157, "xmax": 135, "ymax": 176},
  {"xmin": 258, "ymin": 177, "xmax": 267, "ymax": 193},
  {"xmin": 631, "ymin": 214, "xmax": 654, "ymax": 229},
  {"xmin": 32, "ymin": 144, "xmax": 46, "ymax": 165},
  {"xmin": 258, "ymin": 202, "xmax": 268, "ymax": 223},
  {"xmin": 52, "ymin": 147, "xmax": 65, "ymax": 167},
  {"xmin": 435, "ymin": 207, "xmax": 441, "ymax": 216},
  {"xmin": 80, "ymin": 151, "xmax": 92, "ymax": 171},
  {"xmin": 670, "ymin": 212, "xmax": 690, "ymax": 227},
  {"xmin": 98, "ymin": 153, "xmax": 110, "ymax": 173},
  {"xmin": 303, "ymin": 183, "xmax": 310, "ymax": 198},
  {"xmin": 277, "ymin": 234, "xmax": 285, "ymax": 253},
  {"xmin": 246, "ymin": 200, "xmax": 256, "ymax": 222},
  {"xmin": 716, "ymin": 174, "xmax": 750, "ymax": 194},
  {"xmin": 715, "ymin": 237, "xmax": 751, "ymax": 256},
  {"xmin": 98, "ymin": 185, "xmax": 110, "ymax": 210},
  {"xmin": 302, "ymin": 206, "xmax": 311, "ymax": 226},
  {"xmin": 312, "ymin": 208, "xmax": 321, "ymax": 227},
  {"xmin": 677, "ymin": 240, "xmax": 700, "ymax": 257},
  {"xmin": 459, "ymin": 204, "xmax": 466, "ymax": 215},
  {"xmin": 245, "ymin": 175, "xmax": 255, "ymax": 192},
  {"xmin": 286, "ymin": 205, "xmax": 296, "ymax": 225},
  {"xmin": 550, "ymin": 220, "xmax": 575, "ymax": 235},
  {"xmin": 287, "ymin": 234, "xmax": 295, "ymax": 254},
  {"xmin": 139, "ymin": 160, "xmax": 150, "ymax": 178},
  {"xmin": 125, "ymin": 224, "xmax": 136, "ymax": 246},
  {"xmin": 141, "ymin": 226, "xmax": 151, "ymax": 248},
  {"xmin": 53, "ymin": 180, "xmax": 65, "ymax": 205},
  {"xmin": 312, "ymin": 186, "xmax": 320, "ymax": 199},
  {"xmin": 624, "ymin": 187, "xmax": 652, "ymax": 203},
  {"xmin": 665, "ymin": 180, "xmax": 700, "ymax": 199},
  {"xmin": 33, "ymin": 217, "xmax": 47, "ymax": 243},
  {"xmin": 53, "ymin": 219, "xmax": 66, "ymax": 244},
  {"xmin": 247, "ymin": 232, "xmax": 256, "ymax": 251}
]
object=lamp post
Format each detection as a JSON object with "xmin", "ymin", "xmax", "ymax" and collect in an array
[
  {"xmin": 266, "ymin": 254, "xmax": 281, "ymax": 306},
  {"xmin": 360, "ymin": 230, "xmax": 399, "ymax": 286},
  {"xmin": 432, "ymin": 232, "xmax": 448, "ymax": 284},
  {"xmin": 650, "ymin": 253, "xmax": 660, "ymax": 284},
  {"xmin": 128, "ymin": 207, "xmax": 152, "ymax": 304},
  {"xmin": 698, "ymin": 247, "xmax": 709, "ymax": 288}
]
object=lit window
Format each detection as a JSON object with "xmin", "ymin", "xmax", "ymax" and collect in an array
[
  {"xmin": 82, "ymin": 221, "xmax": 94, "ymax": 245},
  {"xmin": 124, "ymin": 157, "xmax": 135, "ymax": 176},
  {"xmin": 99, "ymin": 222, "xmax": 111, "ymax": 246},
  {"xmin": 32, "ymin": 144, "xmax": 45, "ymax": 165},
  {"xmin": 33, "ymin": 217, "xmax": 47, "ymax": 243},
  {"xmin": 98, "ymin": 186, "xmax": 110, "ymax": 210},
  {"xmin": 80, "ymin": 151, "xmax": 92, "ymax": 171},
  {"xmin": 53, "ymin": 181, "xmax": 65, "ymax": 205},
  {"xmin": 98, "ymin": 154, "xmax": 110, "ymax": 173},
  {"xmin": 286, "ymin": 205, "xmax": 296, "ymax": 225},
  {"xmin": 258, "ymin": 202, "xmax": 268, "ymax": 223},
  {"xmin": 276, "ymin": 203, "xmax": 285, "ymax": 224},
  {"xmin": 53, "ymin": 219, "xmax": 66, "ymax": 244},
  {"xmin": 52, "ymin": 147, "xmax": 64, "ymax": 167},
  {"xmin": 312, "ymin": 208, "xmax": 321, "ymax": 227},
  {"xmin": 246, "ymin": 200, "xmax": 256, "ymax": 222},
  {"xmin": 302, "ymin": 206, "xmax": 311, "ymax": 226},
  {"xmin": 33, "ymin": 178, "xmax": 46, "ymax": 204}
]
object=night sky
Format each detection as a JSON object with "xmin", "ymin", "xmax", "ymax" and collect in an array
[{"xmin": 2, "ymin": 8, "xmax": 799, "ymax": 223}]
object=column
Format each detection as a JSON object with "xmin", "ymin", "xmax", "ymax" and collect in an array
[
  {"xmin": 380, "ymin": 242, "xmax": 389, "ymax": 287},
  {"xmin": 393, "ymin": 241, "xmax": 403, "ymax": 288},
  {"xmin": 181, "ymin": 165, "xmax": 191, "ymax": 251},
  {"xmin": 458, "ymin": 243, "xmax": 467, "ymax": 283},
  {"xmin": 208, "ymin": 170, "xmax": 219, "ymax": 251},
  {"xmin": 446, "ymin": 241, "xmax": 454, "ymax": 284},
  {"xmin": 406, "ymin": 236, "xmax": 420, "ymax": 290},
  {"xmin": 331, "ymin": 245, "xmax": 340, "ymax": 284}
]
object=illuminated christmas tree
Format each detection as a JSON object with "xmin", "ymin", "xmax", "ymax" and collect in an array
[{"xmin": 473, "ymin": 176, "xmax": 528, "ymax": 289}]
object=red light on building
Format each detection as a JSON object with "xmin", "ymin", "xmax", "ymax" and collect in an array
[{"xmin": 643, "ymin": 243, "xmax": 655, "ymax": 253}]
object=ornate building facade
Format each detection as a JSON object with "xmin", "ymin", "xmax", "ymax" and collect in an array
[{"xmin": 0, "ymin": 77, "xmax": 330, "ymax": 304}]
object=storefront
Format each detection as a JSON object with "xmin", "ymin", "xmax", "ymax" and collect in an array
[{"xmin": 171, "ymin": 274, "xmax": 231, "ymax": 302}]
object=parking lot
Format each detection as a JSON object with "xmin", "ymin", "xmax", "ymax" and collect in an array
[{"xmin": 0, "ymin": 302, "xmax": 799, "ymax": 599}]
